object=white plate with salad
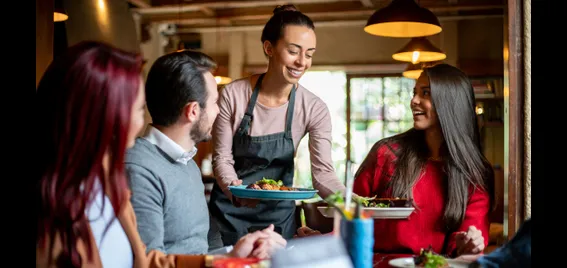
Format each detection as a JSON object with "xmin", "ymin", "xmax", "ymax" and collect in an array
[
  {"xmin": 388, "ymin": 257, "xmax": 472, "ymax": 268},
  {"xmin": 317, "ymin": 206, "xmax": 415, "ymax": 219},
  {"xmin": 389, "ymin": 247, "xmax": 472, "ymax": 268},
  {"xmin": 317, "ymin": 192, "xmax": 415, "ymax": 219}
]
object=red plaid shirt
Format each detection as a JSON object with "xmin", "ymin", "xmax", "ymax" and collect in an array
[{"xmin": 353, "ymin": 143, "xmax": 490, "ymax": 256}]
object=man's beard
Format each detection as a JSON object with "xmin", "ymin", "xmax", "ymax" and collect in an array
[{"xmin": 190, "ymin": 113, "xmax": 212, "ymax": 144}]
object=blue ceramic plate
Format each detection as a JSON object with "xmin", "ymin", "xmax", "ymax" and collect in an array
[{"xmin": 228, "ymin": 185, "xmax": 319, "ymax": 200}]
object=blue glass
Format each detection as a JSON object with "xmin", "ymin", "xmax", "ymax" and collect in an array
[{"xmin": 340, "ymin": 218, "xmax": 375, "ymax": 268}]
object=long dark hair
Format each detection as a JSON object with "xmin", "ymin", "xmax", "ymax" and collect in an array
[
  {"xmin": 356, "ymin": 63, "xmax": 494, "ymax": 232},
  {"xmin": 36, "ymin": 41, "xmax": 142, "ymax": 266}
]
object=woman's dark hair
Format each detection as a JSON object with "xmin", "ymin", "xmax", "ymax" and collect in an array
[
  {"xmin": 261, "ymin": 4, "xmax": 315, "ymax": 48},
  {"xmin": 355, "ymin": 63, "xmax": 495, "ymax": 232},
  {"xmin": 145, "ymin": 50, "xmax": 217, "ymax": 126},
  {"xmin": 36, "ymin": 41, "xmax": 142, "ymax": 266}
]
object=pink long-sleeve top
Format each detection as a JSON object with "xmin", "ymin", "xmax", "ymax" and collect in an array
[{"xmin": 212, "ymin": 75, "xmax": 345, "ymax": 198}]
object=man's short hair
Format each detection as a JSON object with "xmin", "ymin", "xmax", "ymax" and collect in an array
[{"xmin": 145, "ymin": 50, "xmax": 217, "ymax": 126}]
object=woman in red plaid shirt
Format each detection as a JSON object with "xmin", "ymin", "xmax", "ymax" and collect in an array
[{"xmin": 353, "ymin": 63, "xmax": 495, "ymax": 258}]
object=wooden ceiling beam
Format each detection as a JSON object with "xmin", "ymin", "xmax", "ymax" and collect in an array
[
  {"xmin": 143, "ymin": 4, "xmax": 504, "ymax": 25},
  {"xmin": 200, "ymin": 7, "xmax": 216, "ymax": 16},
  {"xmin": 127, "ymin": 0, "xmax": 152, "ymax": 8},
  {"xmin": 175, "ymin": 14, "xmax": 503, "ymax": 33},
  {"xmin": 133, "ymin": 0, "xmax": 359, "ymax": 15},
  {"xmin": 359, "ymin": 0, "xmax": 374, "ymax": 8}
]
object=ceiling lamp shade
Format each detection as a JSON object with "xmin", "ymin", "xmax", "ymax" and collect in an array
[
  {"xmin": 54, "ymin": 7, "xmax": 68, "ymax": 22},
  {"xmin": 364, "ymin": 0, "xmax": 442, "ymax": 38},
  {"xmin": 402, "ymin": 63, "xmax": 423, "ymax": 79},
  {"xmin": 392, "ymin": 37, "xmax": 446, "ymax": 64},
  {"xmin": 215, "ymin": 76, "xmax": 232, "ymax": 85}
]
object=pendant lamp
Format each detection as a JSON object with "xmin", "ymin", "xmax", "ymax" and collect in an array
[
  {"xmin": 214, "ymin": 76, "xmax": 232, "ymax": 85},
  {"xmin": 54, "ymin": 0, "xmax": 68, "ymax": 22},
  {"xmin": 402, "ymin": 63, "xmax": 423, "ymax": 79},
  {"xmin": 364, "ymin": 0, "xmax": 441, "ymax": 38},
  {"xmin": 212, "ymin": 22, "xmax": 232, "ymax": 86},
  {"xmin": 61, "ymin": 0, "xmax": 140, "ymax": 53},
  {"xmin": 392, "ymin": 37, "xmax": 446, "ymax": 64},
  {"xmin": 402, "ymin": 61, "xmax": 442, "ymax": 79}
]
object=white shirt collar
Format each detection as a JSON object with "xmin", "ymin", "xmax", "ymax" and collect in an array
[{"xmin": 142, "ymin": 125, "xmax": 198, "ymax": 165}]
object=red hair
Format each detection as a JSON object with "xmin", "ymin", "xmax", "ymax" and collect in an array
[{"xmin": 36, "ymin": 41, "xmax": 142, "ymax": 266}]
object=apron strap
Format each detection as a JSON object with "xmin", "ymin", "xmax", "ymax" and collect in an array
[
  {"xmin": 237, "ymin": 74, "xmax": 265, "ymax": 136},
  {"xmin": 284, "ymin": 84, "xmax": 296, "ymax": 139},
  {"xmin": 237, "ymin": 73, "xmax": 297, "ymax": 138}
]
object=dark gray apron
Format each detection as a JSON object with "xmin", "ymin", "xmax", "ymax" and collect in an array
[{"xmin": 209, "ymin": 73, "xmax": 297, "ymax": 246}]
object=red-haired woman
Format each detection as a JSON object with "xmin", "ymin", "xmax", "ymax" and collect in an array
[{"xmin": 35, "ymin": 41, "xmax": 273, "ymax": 268}]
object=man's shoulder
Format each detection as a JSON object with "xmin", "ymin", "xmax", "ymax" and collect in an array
[
  {"xmin": 125, "ymin": 138, "xmax": 166, "ymax": 165},
  {"xmin": 125, "ymin": 138, "xmax": 169, "ymax": 179},
  {"xmin": 126, "ymin": 137, "xmax": 152, "ymax": 155}
]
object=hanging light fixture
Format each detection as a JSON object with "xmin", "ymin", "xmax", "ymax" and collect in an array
[
  {"xmin": 402, "ymin": 63, "xmax": 423, "ymax": 79},
  {"xmin": 392, "ymin": 37, "xmax": 446, "ymax": 64},
  {"xmin": 212, "ymin": 18, "xmax": 232, "ymax": 86},
  {"xmin": 402, "ymin": 61, "xmax": 442, "ymax": 79},
  {"xmin": 364, "ymin": 0, "xmax": 441, "ymax": 38},
  {"xmin": 54, "ymin": 0, "xmax": 68, "ymax": 22},
  {"xmin": 215, "ymin": 76, "xmax": 232, "ymax": 85}
]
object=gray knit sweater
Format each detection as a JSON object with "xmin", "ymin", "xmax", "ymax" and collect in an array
[{"xmin": 125, "ymin": 138, "xmax": 222, "ymax": 255}]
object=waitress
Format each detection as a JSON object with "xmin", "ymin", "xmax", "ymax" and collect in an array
[{"xmin": 209, "ymin": 4, "xmax": 346, "ymax": 245}]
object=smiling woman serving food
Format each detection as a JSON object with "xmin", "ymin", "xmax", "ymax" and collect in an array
[
  {"xmin": 209, "ymin": 4, "xmax": 346, "ymax": 245},
  {"xmin": 351, "ymin": 63, "xmax": 495, "ymax": 258}
]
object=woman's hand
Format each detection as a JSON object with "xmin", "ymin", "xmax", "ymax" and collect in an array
[
  {"xmin": 229, "ymin": 224, "xmax": 287, "ymax": 259},
  {"xmin": 294, "ymin": 226, "xmax": 322, "ymax": 238},
  {"xmin": 455, "ymin": 226, "xmax": 485, "ymax": 255},
  {"xmin": 222, "ymin": 179, "xmax": 260, "ymax": 208}
]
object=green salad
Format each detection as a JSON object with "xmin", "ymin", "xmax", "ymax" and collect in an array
[
  {"xmin": 414, "ymin": 246, "xmax": 448, "ymax": 268},
  {"xmin": 255, "ymin": 177, "xmax": 284, "ymax": 186},
  {"xmin": 324, "ymin": 191, "xmax": 380, "ymax": 207}
]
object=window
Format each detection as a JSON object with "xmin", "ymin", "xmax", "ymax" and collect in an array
[
  {"xmin": 348, "ymin": 75, "xmax": 415, "ymax": 165},
  {"xmin": 294, "ymin": 72, "xmax": 415, "ymax": 200},
  {"xmin": 294, "ymin": 71, "xmax": 347, "ymax": 189}
]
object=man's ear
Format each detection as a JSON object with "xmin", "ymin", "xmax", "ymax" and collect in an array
[
  {"xmin": 183, "ymin": 102, "xmax": 201, "ymax": 123},
  {"xmin": 263, "ymin": 40, "xmax": 274, "ymax": 57}
]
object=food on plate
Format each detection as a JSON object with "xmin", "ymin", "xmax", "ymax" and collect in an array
[
  {"xmin": 246, "ymin": 178, "xmax": 298, "ymax": 191},
  {"xmin": 324, "ymin": 191, "xmax": 412, "ymax": 208},
  {"xmin": 413, "ymin": 246, "xmax": 449, "ymax": 268},
  {"xmin": 367, "ymin": 197, "xmax": 412, "ymax": 208}
]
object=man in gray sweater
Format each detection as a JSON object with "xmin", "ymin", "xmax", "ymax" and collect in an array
[{"xmin": 125, "ymin": 51, "xmax": 286, "ymax": 257}]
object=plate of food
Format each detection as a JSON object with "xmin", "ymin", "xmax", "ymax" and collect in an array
[
  {"xmin": 228, "ymin": 178, "xmax": 318, "ymax": 200},
  {"xmin": 318, "ymin": 192, "xmax": 415, "ymax": 219},
  {"xmin": 388, "ymin": 247, "xmax": 472, "ymax": 268}
]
